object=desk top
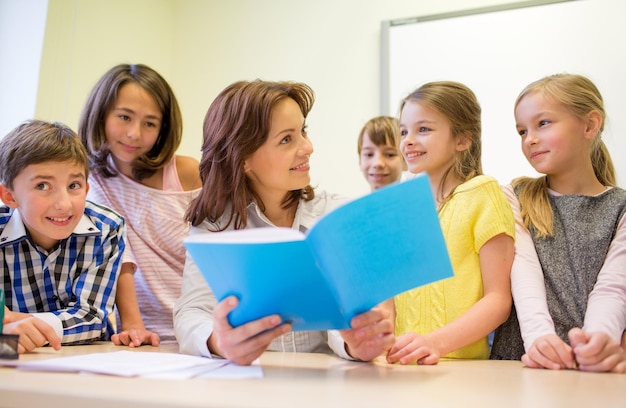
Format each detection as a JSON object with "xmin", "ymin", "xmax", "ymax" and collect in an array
[{"xmin": 1, "ymin": 342, "xmax": 625, "ymax": 408}]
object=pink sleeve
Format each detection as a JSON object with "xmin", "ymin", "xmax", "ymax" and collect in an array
[
  {"xmin": 584, "ymin": 212, "xmax": 626, "ymax": 342},
  {"xmin": 503, "ymin": 185, "xmax": 556, "ymax": 350}
]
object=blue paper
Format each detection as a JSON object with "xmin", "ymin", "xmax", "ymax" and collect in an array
[{"xmin": 184, "ymin": 173, "xmax": 453, "ymax": 331}]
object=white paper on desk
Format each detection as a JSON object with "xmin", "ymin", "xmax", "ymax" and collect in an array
[
  {"xmin": 143, "ymin": 359, "xmax": 262, "ymax": 380},
  {"xmin": 196, "ymin": 359, "xmax": 262, "ymax": 379},
  {"xmin": 15, "ymin": 351, "xmax": 230, "ymax": 378}
]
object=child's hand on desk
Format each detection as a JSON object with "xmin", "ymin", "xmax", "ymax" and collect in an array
[
  {"xmin": 111, "ymin": 328, "xmax": 160, "ymax": 347},
  {"xmin": 386, "ymin": 332, "xmax": 441, "ymax": 365},
  {"xmin": 3, "ymin": 312, "xmax": 61, "ymax": 353},
  {"xmin": 569, "ymin": 328, "xmax": 626, "ymax": 373},
  {"xmin": 207, "ymin": 296, "xmax": 291, "ymax": 366},
  {"xmin": 341, "ymin": 303, "xmax": 395, "ymax": 362},
  {"xmin": 522, "ymin": 334, "xmax": 575, "ymax": 370}
]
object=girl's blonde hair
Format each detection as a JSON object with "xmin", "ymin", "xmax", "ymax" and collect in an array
[
  {"xmin": 512, "ymin": 73, "xmax": 615, "ymax": 238},
  {"xmin": 400, "ymin": 81, "xmax": 482, "ymax": 207}
]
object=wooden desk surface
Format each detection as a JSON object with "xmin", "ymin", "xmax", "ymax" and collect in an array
[{"xmin": 1, "ymin": 342, "xmax": 625, "ymax": 408}]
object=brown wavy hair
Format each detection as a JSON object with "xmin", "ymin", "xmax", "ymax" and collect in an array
[
  {"xmin": 0, "ymin": 120, "xmax": 89, "ymax": 189},
  {"xmin": 78, "ymin": 63, "xmax": 183, "ymax": 181},
  {"xmin": 186, "ymin": 80, "xmax": 316, "ymax": 230}
]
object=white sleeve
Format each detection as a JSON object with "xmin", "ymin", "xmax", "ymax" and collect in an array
[
  {"xmin": 327, "ymin": 330, "xmax": 357, "ymax": 361},
  {"xmin": 173, "ymin": 250, "xmax": 218, "ymax": 358},
  {"xmin": 31, "ymin": 313, "xmax": 63, "ymax": 339},
  {"xmin": 583, "ymin": 212, "xmax": 626, "ymax": 341},
  {"xmin": 504, "ymin": 185, "xmax": 556, "ymax": 351}
]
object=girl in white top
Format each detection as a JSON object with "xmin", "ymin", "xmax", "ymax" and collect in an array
[
  {"xmin": 174, "ymin": 80, "xmax": 394, "ymax": 366},
  {"xmin": 79, "ymin": 64, "xmax": 201, "ymax": 346},
  {"xmin": 490, "ymin": 74, "xmax": 626, "ymax": 373}
]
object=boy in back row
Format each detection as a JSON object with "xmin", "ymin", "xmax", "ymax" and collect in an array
[{"xmin": 0, "ymin": 120, "xmax": 125, "ymax": 353}]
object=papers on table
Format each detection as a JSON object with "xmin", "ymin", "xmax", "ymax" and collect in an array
[{"xmin": 5, "ymin": 350, "xmax": 262, "ymax": 379}]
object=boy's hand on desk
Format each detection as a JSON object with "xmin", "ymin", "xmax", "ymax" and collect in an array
[
  {"xmin": 569, "ymin": 328, "xmax": 626, "ymax": 373},
  {"xmin": 112, "ymin": 328, "xmax": 160, "ymax": 347},
  {"xmin": 387, "ymin": 332, "xmax": 441, "ymax": 365},
  {"xmin": 341, "ymin": 305, "xmax": 394, "ymax": 362},
  {"xmin": 522, "ymin": 334, "xmax": 575, "ymax": 370},
  {"xmin": 3, "ymin": 316, "xmax": 61, "ymax": 354},
  {"xmin": 207, "ymin": 296, "xmax": 291, "ymax": 366}
]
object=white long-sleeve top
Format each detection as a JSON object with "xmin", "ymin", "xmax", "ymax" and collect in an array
[{"xmin": 173, "ymin": 191, "xmax": 355, "ymax": 360}]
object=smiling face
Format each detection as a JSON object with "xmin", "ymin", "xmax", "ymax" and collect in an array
[
  {"xmin": 399, "ymin": 100, "xmax": 462, "ymax": 181},
  {"xmin": 359, "ymin": 132, "xmax": 403, "ymax": 190},
  {"xmin": 515, "ymin": 91, "xmax": 591, "ymax": 176},
  {"xmin": 243, "ymin": 97, "xmax": 314, "ymax": 202},
  {"xmin": 0, "ymin": 160, "xmax": 89, "ymax": 251},
  {"xmin": 104, "ymin": 82, "xmax": 163, "ymax": 177}
]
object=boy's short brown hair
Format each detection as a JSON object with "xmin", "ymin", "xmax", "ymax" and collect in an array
[{"xmin": 0, "ymin": 120, "xmax": 89, "ymax": 189}]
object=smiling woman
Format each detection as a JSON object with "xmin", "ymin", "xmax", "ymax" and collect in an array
[
  {"xmin": 243, "ymin": 97, "xmax": 314, "ymax": 209},
  {"xmin": 174, "ymin": 79, "xmax": 396, "ymax": 366}
]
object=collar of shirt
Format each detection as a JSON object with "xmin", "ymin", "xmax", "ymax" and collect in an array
[
  {"xmin": 0, "ymin": 208, "xmax": 101, "ymax": 248},
  {"xmin": 246, "ymin": 197, "xmax": 325, "ymax": 234}
]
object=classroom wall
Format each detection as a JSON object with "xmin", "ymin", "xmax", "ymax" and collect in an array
[
  {"xmin": 34, "ymin": 0, "xmax": 522, "ymax": 198},
  {"xmin": 0, "ymin": 0, "xmax": 48, "ymax": 138}
]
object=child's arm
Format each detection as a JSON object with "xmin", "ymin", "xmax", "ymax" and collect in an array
[
  {"xmin": 111, "ymin": 262, "xmax": 160, "ymax": 347},
  {"xmin": 583, "ymin": 213, "xmax": 626, "ymax": 342},
  {"xmin": 388, "ymin": 233, "xmax": 513, "ymax": 364},
  {"xmin": 504, "ymin": 185, "xmax": 558, "ymax": 345},
  {"xmin": 558, "ymin": 213, "xmax": 626, "ymax": 373},
  {"xmin": 503, "ymin": 185, "xmax": 576, "ymax": 369}
]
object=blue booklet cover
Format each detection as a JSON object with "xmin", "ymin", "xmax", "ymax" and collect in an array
[{"xmin": 184, "ymin": 173, "xmax": 453, "ymax": 331}]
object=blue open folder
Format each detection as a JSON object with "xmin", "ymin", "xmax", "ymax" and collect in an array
[{"xmin": 184, "ymin": 173, "xmax": 454, "ymax": 331}]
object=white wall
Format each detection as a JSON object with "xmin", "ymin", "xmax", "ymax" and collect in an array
[
  {"xmin": 34, "ymin": 0, "xmax": 523, "ymax": 198},
  {"xmin": 0, "ymin": 0, "xmax": 48, "ymax": 138}
]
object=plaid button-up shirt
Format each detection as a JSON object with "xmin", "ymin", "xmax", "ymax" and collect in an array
[{"xmin": 1, "ymin": 201, "xmax": 125, "ymax": 344}]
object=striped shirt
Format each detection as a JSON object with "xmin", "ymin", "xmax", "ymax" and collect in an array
[
  {"xmin": 0, "ymin": 201, "xmax": 125, "ymax": 344},
  {"xmin": 87, "ymin": 157, "xmax": 200, "ymax": 340}
]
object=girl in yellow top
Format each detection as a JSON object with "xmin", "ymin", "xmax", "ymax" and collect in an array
[{"xmin": 389, "ymin": 81, "xmax": 515, "ymax": 364}]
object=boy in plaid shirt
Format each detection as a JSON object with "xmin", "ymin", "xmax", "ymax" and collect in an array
[{"xmin": 0, "ymin": 120, "xmax": 125, "ymax": 353}]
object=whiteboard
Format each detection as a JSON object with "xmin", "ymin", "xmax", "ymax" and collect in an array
[{"xmin": 381, "ymin": 0, "xmax": 626, "ymax": 186}]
